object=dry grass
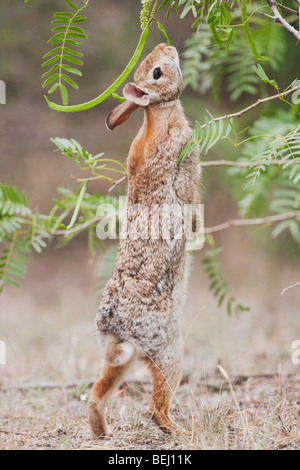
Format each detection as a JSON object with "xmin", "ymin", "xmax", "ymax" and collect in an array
[
  {"xmin": 1, "ymin": 241, "xmax": 300, "ymax": 450},
  {"xmin": 1, "ymin": 369, "xmax": 300, "ymax": 450},
  {"xmin": 1, "ymin": 243, "xmax": 300, "ymax": 450}
]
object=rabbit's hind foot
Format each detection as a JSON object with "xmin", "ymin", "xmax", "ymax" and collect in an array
[
  {"xmin": 88, "ymin": 363, "xmax": 125, "ymax": 440},
  {"xmin": 89, "ymin": 341, "xmax": 135, "ymax": 439},
  {"xmin": 145, "ymin": 345, "xmax": 188, "ymax": 436},
  {"xmin": 88, "ymin": 400, "xmax": 109, "ymax": 440},
  {"xmin": 150, "ymin": 410, "xmax": 188, "ymax": 436}
]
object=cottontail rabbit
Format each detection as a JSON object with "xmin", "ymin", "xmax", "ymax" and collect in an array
[{"xmin": 89, "ymin": 43, "xmax": 201, "ymax": 438}]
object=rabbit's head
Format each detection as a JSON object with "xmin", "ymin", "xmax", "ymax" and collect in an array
[{"xmin": 106, "ymin": 43, "xmax": 182, "ymax": 130}]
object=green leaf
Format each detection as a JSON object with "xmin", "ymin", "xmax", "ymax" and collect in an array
[
  {"xmin": 253, "ymin": 64, "xmax": 278, "ymax": 89},
  {"xmin": 61, "ymin": 74, "xmax": 79, "ymax": 89},
  {"xmin": 62, "ymin": 54, "xmax": 83, "ymax": 65},
  {"xmin": 66, "ymin": 183, "xmax": 87, "ymax": 229},
  {"xmin": 66, "ymin": 32, "xmax": 87, "ymax": 39},
  {"xmin": 271, "ymin": 220, "xmax": 290, "ymax": 239},
  {"xmin": 63, "ymin": 46, "xmax": 83, "ymax": 57},
  {"xmin": 42, "ymin": 55, "xmax": 61, "ymax": 67},
  {"xmin": 71, "ymin": 17, "xmax": 87, "ymax": 24},
  {"xmin": 51, "ymin": 20, "xmax": 70, "ymax": 25},
  {"xmin": 64, "ymin": 0, "xmax": 79, "ymax": 10},
  {"xmin": 64, "ymin": 39, "xmax": 83, "ymax": 46},
  {"xmin": 54, "ymin": 12, "xmax": 74, "ymax": 19},
  {"xmin": 48, "ymin": 83, "xmax": 60, "ymax": 95},
  {"xmin": 61, "ymin": 64, "xmax": 82, "ymax": 76},
  {"xmin": 68, "ymin": 26, "xmax": 85, "ymax": 34},
  {"xmin": 225, "ymin": 28, "xmax": 234, "ymax": 52},
  {"xmin": 289, "ymin": 220, "xmax": 300, "ymax": 242},
  {"xmin": 220, "ymin": 3, "xmax": 231, "ymax": 26},
  {"xmin": 42, "ymin": 74, "xmax": 59, "ymax": 88},
  {"xmin": 155, "ymin": 20, "xmax": 171, "ymax": 46},
  {"xmin": 42, "ymin": 47, "xmax": 62, "ymax": 59},
  {"xmin": 241, "ymin": 0, "xmax": 269, "ymax": 62},
  {"xmin": 47, "ymin": 32, "xmax": 65, "ymax": 44},
  {"xmin": 7, "ymin": 278, "xmax": 21, "ymax": 288},
  {"xmin": 42, "ymin": 64, "xmax": 60, "ymax": 79},
  {"xmin": 60, "ymin": 83, "xmax": 69, "ymax": 105}
]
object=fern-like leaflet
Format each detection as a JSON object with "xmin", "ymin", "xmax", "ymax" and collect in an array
[
  {"xmin": 245, "ymin": 129, "xmax": 300, "ymax": 186},
  {"xmin": 178, "ymin": 117, "xmax": 232, "ymax": 164},
  {"xmin": 96, "ymin": 244, "xmax": 119, "ymax": 298},
  {"xmin": 270, "ymin": 184, "xmax": 300, "ymax": 243},
  {"xmin": 0, "ymin": 235, "xmax": 29, "ymax": 292},
  {"xmin": 0, "ymin": 185, "xmax": 31, "ymax": 243},
  {"xmin": 51, "ymin": 137, "xmax": 127, "ymax": 185},
  {"xmin": 0, "ymin": 185, "xmax": 49, "ymax": 292},
  {"xmin": 42, "ymin": 0, "xmax": 89, "ymax": 105},
  {"xmin": 202, "ymin": 242, "xmax": 250, "ymax": 316}
]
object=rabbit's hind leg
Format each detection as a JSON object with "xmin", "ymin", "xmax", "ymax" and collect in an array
[
  {"xmin": 146, "ymin": 341, "xmax": 187, "ymax": 435},
  {"xmin": 88, "ymin": 340, "xmax": 135, "ymax": 439}
]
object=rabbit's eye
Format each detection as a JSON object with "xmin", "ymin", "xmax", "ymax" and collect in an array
[{"xmin": 153, "ymin": 67, "xmax": 162, "ymax": 80}]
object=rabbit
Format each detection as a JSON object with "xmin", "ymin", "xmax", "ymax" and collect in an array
[{"xmin": 88, "ymin": 43, "xmax": 201, "ymax": 439}]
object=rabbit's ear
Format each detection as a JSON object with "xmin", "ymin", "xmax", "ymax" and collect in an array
[
  {"xmin": 123, "ymin": 83, "xmax": 150, "ymax": 106},
  {"xmin": 105, "ymin": 100, "xmax": 139, "ymax": 131}
]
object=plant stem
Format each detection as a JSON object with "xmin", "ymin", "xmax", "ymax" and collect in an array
[
  {"xmin": 200, "ymin": 84, "xmax": 300, "ymax": 130},
  {"xmin": 204, "ymin": 211, "xmax": 300, "ymax": 234},
  {"xmin": 45, "ymin": 26, "xmax": 149, "ymax": 112}
]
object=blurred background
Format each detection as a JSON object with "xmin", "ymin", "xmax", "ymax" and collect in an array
[{"xmin": 0, "ymin": 0, "xmax": 299, "ymax": 389}]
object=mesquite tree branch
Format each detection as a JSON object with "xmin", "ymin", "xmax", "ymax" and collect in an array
[
  {"xmin": 52, "ymin": 210, "xmax": 300, "ymax": 237},
  {"xmin": 51, "ymin": 86, "xmax": 300, "ymax": 238},
  {"xmin": 276, "ymin": 2, "xmax": 299, "ymax": 16},
  {"xmin": 204, "ymin": 211, "xmax": 300, "ymax": 234},
  {"xmin": 199, "ymin": 159, "xmax": 300, "ymax": 168},
  {"xmin": 266, "ymin": 0, "xmax": 300, "ymax": 40},
  {"xmin": 201, "ymin": 84, "xmax": 300, "ymax": 129}
]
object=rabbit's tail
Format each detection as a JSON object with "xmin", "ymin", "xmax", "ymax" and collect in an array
[{"xmin": 104, "ymin": 340, "xmax": 135, "ymax": 366}]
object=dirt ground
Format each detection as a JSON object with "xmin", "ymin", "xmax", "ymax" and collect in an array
[
  {"xmin": 1, "ymin": 370, "xmax": 300, "ymax": 450},
  {"xmin": 0, "ymin": 240, "xmax": 300, "ymax": 450}
]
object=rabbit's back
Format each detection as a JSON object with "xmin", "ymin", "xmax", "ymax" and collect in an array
[{"xmin": 96, "ymin": 116, "xmax": 198, "ymax": 356}]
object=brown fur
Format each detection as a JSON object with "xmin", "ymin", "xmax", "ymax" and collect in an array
[
  {"xmin": 89, "ymin": 362, "xmax": 132, "ymax": 438},
  {"xmin": 89, "ymin": 44, "xmax": 201, "ymax": 439}
]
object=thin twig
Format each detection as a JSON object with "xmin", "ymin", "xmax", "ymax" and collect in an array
[
  {"xmin": 108, "ymin": 175, "xmax": 127, "ymax": 192},
  {"xmin": 0, "ymin": 429, "xmax": 30, "ymax": 436},
  {"xmin": 204, "ymin": 211, "xmax": 300, "ymax": 234},
  {"xmin": 280, "ymin": 280, "xmax": 300, "ymax": 295},
  {"xmin": 1, "ymin": 378, "xmax": 98, "ymax": 391},
  {"xmin": 266, "ymin": 0, "xmax": 300, "ymax": 41},
  {"xmin": 276, "ymin": 2, "xmax": 299, "ymax": 16},
  {"xmin": 199, "ymin": 159, "xmax": 300, "ymax": 168},
  {"xmin": 52, "ymin": 216, "xmax": 100, "ymax": 236},
  {"xmin": 1, "ymin": 377, "xmax": 153, "ymax": 392},
  {"xmin": 201, "ymin": 84, "xmax": 300, "ymax": 129},
  {"xmin": 50, "ymin": 91, "xmax": 300, "ymax": 238},
  {"xmin": 52, "ymin": 210, "xmax": 300, "ymax": 238}
]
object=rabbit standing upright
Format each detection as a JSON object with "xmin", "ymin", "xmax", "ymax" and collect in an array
[{"xmin": 88, "ymin": 43, "xmax": 201, "ymax": 438}]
